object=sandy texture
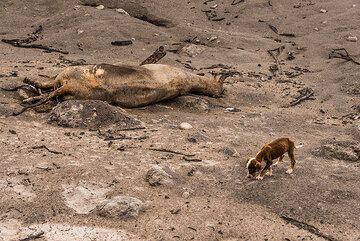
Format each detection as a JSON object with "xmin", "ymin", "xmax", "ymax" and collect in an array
[{"xmin": 0, "ymin": 0, "xmax": 359, "ymax": 240}]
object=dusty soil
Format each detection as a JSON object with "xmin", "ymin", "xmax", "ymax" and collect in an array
[{"xmin": 0, "ymin": 0, "xmax": 360, "ymax": 240}]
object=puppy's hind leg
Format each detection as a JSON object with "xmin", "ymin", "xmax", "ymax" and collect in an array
[
  {"xmin": 286, "ymin": 141, "xmax": 296, "ymax": 174},
  {"xmin": 272, "ymin": 155, "xmax": 284, "ymax": 166}
]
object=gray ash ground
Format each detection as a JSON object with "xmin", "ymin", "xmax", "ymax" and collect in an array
[{"xmin": 0, "ymin": 0, "xmax": 360, "ymax": 240}]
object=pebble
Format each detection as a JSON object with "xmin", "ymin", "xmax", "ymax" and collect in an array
[
  {"xmin": 145, "ymin": 166, "xmax": 174, "ymax": 186},
  {"xmin": 209, "ymin": 36, "xmax": 218, "ymax": 42},
  {"xmin": 182, "ymin": 191, "xmax": 190, "ymax": 199},
  {"xmin": 320, "ymin": 9, "xmax": 327, "ymax": 13},
  {"xmin": 179, "ymin": 122, "xmax": 193, "ymax": 130},
  {"xmin": 115, "ymin": 8, "xmax": 129, "ymax": 15},
  {"xmin": 96, "ymin": 5, "xmax": 105, "ymax": 10},
  {"xmin": 347, "ymin": 36, "xmax": 358, "ymax": 42},
  {"xmin": 314, "ymin": 27, "xmax": 319, "ymax": 31},
  {"xmin": 211, "ymin": 4, "xmax": 218, "ymax": 9},
  {"xmin": 225, "ymin": 107, "xmax": 241, "ymax": 113}
]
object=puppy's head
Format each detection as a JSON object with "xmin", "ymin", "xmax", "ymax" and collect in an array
[{"xmin": 246, "ymin": 158, "xmax": 262, "ymax": 178}]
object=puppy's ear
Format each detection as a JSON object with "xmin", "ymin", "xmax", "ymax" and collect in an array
[{"xmin": 246, "ymin": 158, "xmax": 251, "ymax": 168}]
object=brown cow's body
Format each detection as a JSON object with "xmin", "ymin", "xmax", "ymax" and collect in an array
[{"xmin": 17, "ymin": 63, "xmax": 223, "ymax": 114}]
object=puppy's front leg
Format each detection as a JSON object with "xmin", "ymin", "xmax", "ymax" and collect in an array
[{"xmin": 257, "ymin": 160, "xmax": 272, "ymax": 180}]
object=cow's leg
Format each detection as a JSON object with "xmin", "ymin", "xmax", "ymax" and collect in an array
[
  {"xmin": 23, "ymin": 77, "xmax": 57, "ymax": 89},
  {"xmin": 14, "ymin": 85, "xmax": 72, "ymax": 115}
]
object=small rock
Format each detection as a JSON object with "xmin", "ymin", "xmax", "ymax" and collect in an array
[
  {"xmin": 179, "ymin": 122, "xmax": 193, "ymax": 130},
  {"xmin": 320, "ymin": 9, "xmax": 327, "ymax": 13},
  {"xmin": 35, "ymin": 163, "xmax": 53, "ymax": 171},
  {"xmin": 314, "ymin": 27, "xmax": 319, "ymax": 31},
  {"xmin": 178, "ymin": 44, "xmax": 205, "ymax": 57},
  {"xmin": 170, "ymin": 208, "xmax": 181, "ymax": 214},
  {"xmin": 96, "ymin": 5, "xmax": 105, "ymax": 10},
  {"xmin": 222, "ymin": 147, "xmax": 238, "ymax": 157},
  {"xmin": 355, "ymin": 104, "xmax": 360, "ymax": 112},
  {"xmin": 115, "ymin": 8, "xmax": 129, "ymax": 15},
  {"xmin": 77, "ymin": 29, "xmax": 84, "ymax": 34},
  {"xmin": 347, "ymin": 36, "xmax": 358, "ymax": 42},
  {"xmin": 225, "ymin": 107, "xmax": 241, "ymax": 112},
  {"xmin": 187, "ymin": 132, "xmax": 209, "ymax": 143},
  {"xmin": 209, "ymin": 36, "xmax": 218, "ymax": 42},
  {"xmin": 9, "ymin": 129, "xmax": 17, "ymax": 135},
  {"xmin": 94, "ymin": 195, "xmax": 145, "ymax": 218},
  {"xmin": 182, "ymin": 191, "xmax": 190, "ymax": 199},
  {"xmin": 211, "ymin": 4, "xmax": 218, "ymax": 9},
  {"xmin": 145, "ymin": 166, "xmax": 174, "ymax": 186}
]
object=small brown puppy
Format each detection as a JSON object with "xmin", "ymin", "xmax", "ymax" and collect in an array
[{"xmin": 246, "ymin": 137, "xmax": 296, "ymax": 180}]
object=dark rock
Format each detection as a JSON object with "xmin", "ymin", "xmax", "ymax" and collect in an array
[
  {"xmin": 145, "ymin": 165, "xmax": 174, "ymax": 186},
  {"xmin": 48, "ymin": 100, "xmax": 144, "ymax": 131},
  {"xmin": 313, "ymin": 140, "xmax": 360, "ymax": 162},
  {"xmin": 222, "ymin": 147, "xmax": 238, "ymax": 157}
]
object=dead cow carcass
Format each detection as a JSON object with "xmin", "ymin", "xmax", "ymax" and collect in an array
[{"xmin": 15, "ymin": 63, "xmax": 224, "ymax": 115}]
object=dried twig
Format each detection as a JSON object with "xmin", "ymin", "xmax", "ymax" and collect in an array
[
  {"xmin": 32, "ymin": 145, "xmax": 63, "ymax": 155},
  {"xmin": 141, "ymin": 46, "xmax": 167, "ymax": 65},
  {"xmin": 268, "ymin": 24, "xmax": 295, "ymax": 37},
  {"xmin": 211, "ymin": 17, "xmax": 226, "ymax": 21},
  {"xmin": 2, "ymin": 25, "xmax": 68, "ymax": 54},
  {"xmin": 148, "ymin": 148, "xmax": 195, "ymax": 157},
  {"xmin": 231, "ymin": 0, "xmax": 245, "ymax": 5},
  {"xmin": 279, "ymin": 33, "xmax": 295, "ymax": 37},
  {"xmin": 2, "ymin": 39, "xmax": 69, "ymax": 54},
  {"xmin": 281, "ymin": 216, "xmax": 339, "ymax": 241},
  {"xmin": 289, "ymin": 87, "xmax": 314, "ymax": 107},
  {"xmin": 268, "ymin": 24, "xmax": 278, "ymax": 34},
  {"xmin": 267, "ymin": 46, "xmax": 285, "ymax": 62},
  {"xmin": 203, "ymin": 0, "xmax": 215, "ymax": 4},
  {"xmin": 19, "ymin": 231, "xmax": 45, "ymax": 241},
  {"xmin": 1, "ymin": 84, "xmax": 37, "ymax": 92},
  {"xmin": 199, "ymin": 63, "xmax": 232, "ymax": 70},
  {"xmin": 183, "ymin": 156, "xmax": 202, "ymax": 162},
  {"xmin": 329, "ymin": 48, "xmax": 360, "ymax": 65},
  {"xmin": 104, "ymin": 135, "xmax": 148, "ymax": 141},
  {"xmin": 111, "ymin": 40, "xmax": 133, "ymax": 46},
  {"xmin": 267, "ymin": 46, "xmax": 285, "ymax": 74}
]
